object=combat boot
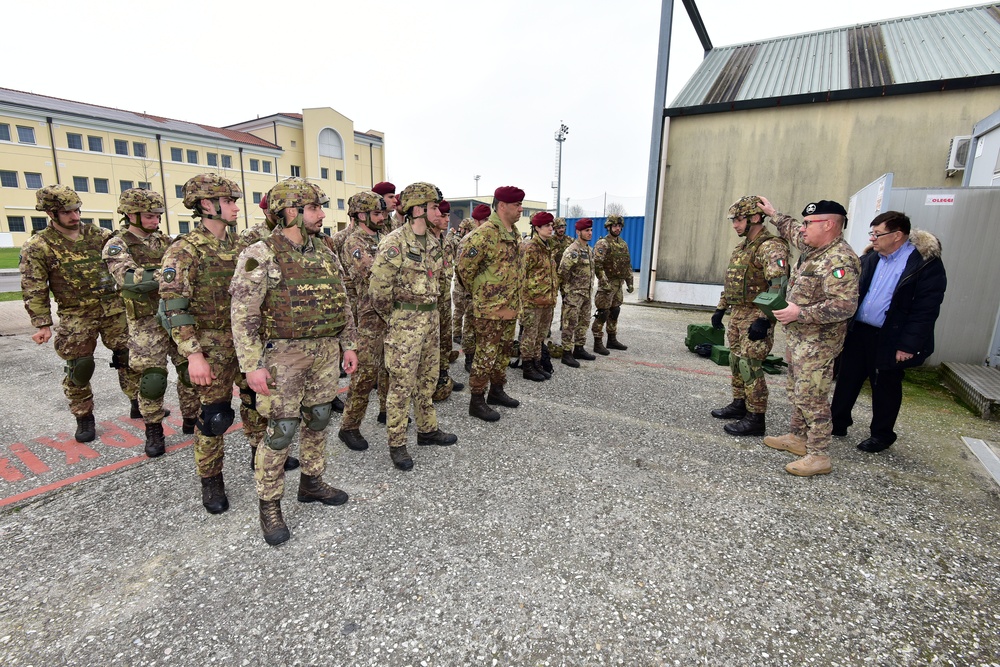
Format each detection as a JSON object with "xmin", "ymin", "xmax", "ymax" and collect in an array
[
  {"xmin": 332, "ymin": 396, "xmax": 345, "ymax": 413},
  {"xmin": 607, "ymin": 333, "xmax": 628, "ymax": 350},
  {"xmin": 786, "ymin": 454, "xmax": 832, "ymax": 477},
  {"xmin": 75, "ymin": 413, "xmax": 96, "ymax": 443},
  {"xmin": 144, "ymin": 422, "xmax": 165, "ymax": 458},
  {"xmin": 338, "ymin": 428, "xmax": 370, "ymax": 451},
  {"xmin": 469, "ymin": 393, "xmax": 501, "ymax": 422},
  {"xmin": 522, "ymin": 359, "xmax": 546, "ymax": 382},
  {"xmin": 724, "ymin": 412, "xmax": 765, "ymax": 436},
  {"xmin": 201, "ymin": 473, "xmax": 229, "ymax": 514},
  {"xmin": 448, "ymin": 350, "xmax": 460, "ymax": 363},
  {"xmin": 390, "ymin": 445, "xmax": 413, "ymax": 471},
  {"xmin": 297, "ymin": 474, "xmax": 349, "ymax": 505},
  {"xmin": 451, "ymin": 376, "xmax": 465, "ymax": 391},
  {"xmin": 259, "ymin": 499, "xmax": 290, "ymax": 546},
  {"xmin": 573, "ymin": 345, "xmax": 596, "ymax": 361},
  {"xmin": 593, "ymin": 336, "xmax": 610, "ymax": 356},
  {"xmin": 763, "ymin": 433, "xmax": 808, "ymax": 457},
  {"xmin": 464, "ymin": 352, "xmax": 474, "ymax": 373},
  {"xmin": 182, "ymin": 416, "xmax": 198, "ymax": 434},
  {"xmin": 487, "ymin": 384, "xmax": 520, "ymax": 408},
  {"xmin": 417, "ymin": 429, "xmax": 458, "ymax": 446},
  {"xmin": 561, "ymin": 350, "xmax": 580, "ymax": 368},
  {"xmin": 710, "ymin": 399, "xmax": 746, "ymax": 419}
]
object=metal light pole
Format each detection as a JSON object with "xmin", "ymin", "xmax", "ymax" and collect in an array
[
  {"xmin": 555, "ymin": 122, "xmax": 569, "ymax": 217},
  {"xmin": 475, "ymin": 174, "xmax": 480, "ymax": 197}
]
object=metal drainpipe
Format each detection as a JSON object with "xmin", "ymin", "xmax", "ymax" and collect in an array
[
  {"xmin": 46, "ymin": 117, "xmax": 60, "ymax": 184},
  {"xmin": 238, "ymin": 147, "xmax": 249, "ymax": 229},
  {"xmin": 156, "ymin": 134, "xmax": 169, "ymax": 235}
]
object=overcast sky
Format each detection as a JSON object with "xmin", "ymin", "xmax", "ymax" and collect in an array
[{"xmin": 2, "ymin": 0, "xmax": 981, "ymax": 213}]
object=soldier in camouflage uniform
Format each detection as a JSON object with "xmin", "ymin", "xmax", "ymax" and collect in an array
[
  {"xmin": 519, "ymin": 212, "xmax": 559, "ymax": 382},
  {"xmin": 591, "ymin": 215, "xmax": 634, "ymax": 354},
  {"xmin": 456, "ymin": 186, "xmax": 524, "ymax": 422},
  {"xmin": 709, "ymin": 196, "xmax": 790, "ymax": 437},
  {"xmin": 384, "ymin": 182, "xmax": 407, "ymax": 232},
  {"xmin": 102, "ymin": 189, "xmax": 200, "ymax": 457},
  {"xmin": 758, "ymin": 197, "xmax": 860, "ymax": 477},
  {"xmin": 451, "ymin": 204, "xmax": 491, "ymax": 363},
  {"xmin": 337, "ymin": 190, "xmax": 392, "ymax": 451},
  {"xmin": 368, "ymin": 182, "xmax": 458, "ymax": 471},
  {"xmin": 550, "ymin": 218, "xmax": 573, "ymax": 269},
  {"xmin": 231, "ymin": 178, "xmax": 359, "ymax": 546},
  {"xmin": 430, "ymin": 200, "xmax": 465, "ymax": 401},
  {"xmin": 20, "ymin": 185, "xmax": 139, "ymax": 443},
  {"xmin": 558, "ymin": 219, "xmax": 597, "ymax": 368}
]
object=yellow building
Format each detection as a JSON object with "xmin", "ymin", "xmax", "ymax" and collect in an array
[{"xmin": 0, "ymin": 88, "xmax": 385, "ymax": 246}]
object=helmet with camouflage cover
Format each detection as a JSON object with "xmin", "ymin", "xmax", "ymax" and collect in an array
[
  {"xmin": 268, "ymin": 177, "xmax": 328, "ymax": 231},
  {"xmin": 35, "ymin": 185, "xmax": 82, "ymax": 213},
  {"xmin": 182, "ymin": 174, "xmax": 242, "ymax": 225},
  {"xmin": 118, "ymin": 188, "xmax": 166, "ymax": 216},
  {"xmin": 348, "ymin": 191, "xmax": 387, "ymax": 217},
  {"xmin": 552, "ymin": 217, "xmax": 567, "ymax": 230},
  {"xmin": 604, "ymin": 214, "xmax": 625, "ymax": 230},
  {"xmin": 399, "ymin": 182, "xmax": 443, "ymax": 218},
  {"xmin": 727, "ymin": 195, "xmax": 766, "ymax": 237}
]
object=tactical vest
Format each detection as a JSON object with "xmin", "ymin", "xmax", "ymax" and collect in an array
[
  {"xmin": 601, "ymin": 236, "xmax": 632, "ymax": 279},
  {"xmin": 43, "ymin": 226, "xmax": 119, "ymax": 309},
  {"xmin": 122, "ymin": 231, "xmax": 168, "ymax": 319},
  {"xmin": 186, "ymin": 229, "xmax": 238, "ymax": 330},
  {"xmin": 723, "ymin": 231, "xmax": 782, "ymax": 306},
  {"xmin": 261, "ymin": 233, "xmax": 347, "ymax": 340}
]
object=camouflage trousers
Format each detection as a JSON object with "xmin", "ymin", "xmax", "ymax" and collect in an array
[
  {"xmin": 384, "ymin": 309, "xmax": 439, "ymax": 448},
  {"xmin": 342, "ymin": 308, "xmax": 388, "ymax": 430},
  {"xmin": 520, "ymin": 306, "xmax": 554, "ymax": 361},
  {"xmin": 255, "ymin": 337, "xmax": 342, "ymax": 502},
  {"xmin": 128, "ymin": 314, "xmax": 200, "ymax": 423},
  {"xmin": 469, "ymin": 317, "xmax": 517, "ymax": 394},
  {"xmin": 438, "ymin": 292, "xmax": 454, "ymax": 373},
  {"xmin": 452, "ymin": 283, "xmax": 470, "ymax": 340},
  {"xmin": 592, "ymin": 281, "xmax": 624, "ymax": 336},
  {"xmin": 785, "ymin": 328, "xmax": 842, "ymax": 456},
  {"xmin": 560, "ymin": 290, "xmax": 592, "ymax": 348},
  {"xmin": 726, "ymin": 305, "xmax": 776, "ymax": 413},
  {"xmin": 53, "ymin": 308, "xmax": 138, "ymax": 416}
]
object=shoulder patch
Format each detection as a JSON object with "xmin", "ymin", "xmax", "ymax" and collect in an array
[
  {"xmin": 570, "ymin": 251, "xmax": 579, "ymax": 259},
  {"xmin": 162, "ymin": 267, "xmax": 176, "ymax": 283},
  {"xmin": 832, "ymin": 268, "xmax": 846, "ymax": 279},
  {"xmin": 107, "ymin": 245, "xmax": 123, "ymax": 256},
  {"xmin": 245, "ymin": 258, "xmax": 259, "ymax": 272},
  {"xmin": 777, "ymin": 258, "xmax": 786, "ymax": 268},
  {"xmin": 386, "ymin": 246, "xmax": 400, "ymax": 259},
  {"xmin": 466, "ymin": 247, "xmax": 479, "ymax": 259},
  {"xmin": 352, "ymin": 248, "xmax": 362, "ymax": 260}
]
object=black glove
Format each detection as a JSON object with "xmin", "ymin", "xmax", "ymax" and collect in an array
[
  {"xmin": 748, "ymin": 317, "xmax": 771, "ymax": 341},
  {"xmin": 711, "ymin": 308, "xmax": 726, "ymax": 330}
]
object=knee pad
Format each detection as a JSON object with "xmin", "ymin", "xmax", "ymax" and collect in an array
[
  {"xmin": 594, "ymin": 309, "xmax": 609, "ymax": 323},
  {"xmin": 139, "ymin": 367, "xmax": 168, "ymax": 400},
  {"xmin": 740, "ymin": 357, "xmax": 765, "ymax": 384},
  {"xmin": 266, "ymin": 418, "xmax": 300, "ymax": 450},
  {"xmin": 199, "ymin": 402, "xmax": 235, "ymax": 437},
  {"xmin": 610, "ymin": 306, "xmax": 621, "ymax": 320},
  {"xmin": 239, "ymin": 385, "xmax": 258, "ymax": 411},
  {"xmin": 300, "ymin": 402, "xmax": 333, "ymax": 431},
  {"xmin": 729, "ymin": 353, "xmax": 741, "ymax": 377},
  {"xmin": 65, "ymin": 356, "xmax": 96, "ymax": 387},
  {"xmin": 110, "ymin": 348, "xmax": 129, "ymax": 370},
  {"xmin": 175, "ymin": 360, "xmax": 192, "ymax": 388}
]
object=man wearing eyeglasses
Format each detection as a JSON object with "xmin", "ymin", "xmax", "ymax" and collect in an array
[
  {"xmin": 831, "ymin": 211, "xmax": 946, "ymax": 454},
  {"xmin": 757, "ymin": 197, "xmax": 860, "ymax": 477}
]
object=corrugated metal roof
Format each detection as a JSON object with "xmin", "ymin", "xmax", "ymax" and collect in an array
[
  {"xmin": 0, "ymin": 87, "xmax": 280, "ymax": 150},
  {"xmin": 668, "ymin": 3, "xmax": 1000, "ymax": 114}
]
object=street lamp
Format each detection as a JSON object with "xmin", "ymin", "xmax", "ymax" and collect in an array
[
  {"xmin": 554, "ymin": 122, "xmax": 569, "ymax": 217},
  {"xmin": 475, "ymin": 174, "xmax": 480, "ymax": 197}
]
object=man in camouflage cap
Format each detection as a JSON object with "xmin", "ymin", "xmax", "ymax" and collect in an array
[
  {"xmin": 103, "ymin": 189, "xmax": 200, "ymax": 456},
  {"xmin": 520, "ymin": 212, "xmax": 559, "ymax": 381},
  {"xmin": 558, "ymin": 219, "xmax": 597, "ymax": 367},
  {"xmin": 451, "ymin": 203, "xmax": 490, "ymax": 369},
  {"xmin": 231, "ymin": 177, "xmax": 359, "ymax": 546},
  {"xmin": 368, "ymin": 182, "xmax": 458, "ymax": 471},
  {"xmin": 550, "ymin": 217, "xmax": 572, "ymax": 269},
  {"xmin": 456, "ymin": 186, "xmax": 524, "ymax": 422},
  {"xmin": 429, "ymin": 200, "xmax": 465, "ymax": 401},
  {"xmin": 709, "ymin": 196, "xmax": 790, "ymax": 437},
  {"xmin": 591, "ymin": 215, "xmax": 635, "ymax": 355},
  {"xmin": 20, "ymin": 185, "xmax": 139, "ymax": 443}
]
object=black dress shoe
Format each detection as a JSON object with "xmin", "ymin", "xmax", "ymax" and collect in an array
[{"xmin": 857, "ymin": 436, "xmax": 892, "ymax": 453}]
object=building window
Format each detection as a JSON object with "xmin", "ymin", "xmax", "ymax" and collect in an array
[
  {"xmin": 354, "ymin": 154, "xmax": 359, "ymax": 160},
  {"xmin": 7, "ymin": 216, "xmax": 26, "ymax": 233},
  {"xmin": 120, "ymin": 180, "xmax": 134, "ymax": 192},
  {"xmin": 0, "ymin": 170, "xmax": 18, "ymax": 188},
  {"xmin": 94, "ymin": 178, "xmax": 110, "ymax": 194},
  {"xmin": 25, "ymin": 172, "xmax": 43, "ymax": 189},
  {"xmin": 337, "ymin": 199, "xmax": 345, "ymax": 210},
  {"xmin": 133, "ymin": 142, "xmax": 147, "ymax": 158},
  {"xmin": 321, "ymin": 167, "xmax": 329, "ymax": 180},
  {"xmin": 323, "ymin": 227, "xmax": 332, "ymax": 236},
  {"xmin": 80, "ymin": 218, "xmax": 94, "ymax": 225},
  {"xmin": 252, "ymin": 192, "xmax": 262, "ymax": 204},
  {"xmin": 17, "ymin": 126, "xmax": 36, "ymax": 144},
  {"xmin": 322, "ymin": 201, "xmax": 330, "ymax": 209},
  {"xmin": 206, "ymin": 152, "xmax": 218, "ymax": 167},
  {"xmin": 31, "ymin": 217, "xmax": 48, "ymax": 231},
  {"xmin": 249, "ymin": 159, "xmax": 260, "ymax": 172},
  {"xmin": 99, "ymin": 219, "xmax": 114, "ymax": 230},
  {"xmin": 336, "ymin": 170, "xmax": 344, "ymax": 182},
  {"xmin": 73, "ymin": 176, "xmax": 89, "ymax": 192},
  {"xmin": 290, "ymin": 140, "xmax": 297, "ymax": 147},
  {"xmin": 178, "ymin": 221, "xmax": 190, "ymax": 234},
  {"xmin": 318, "ymin": 129, "xmax": 343, "ymax": 159},
  {"xmin": 170, "ymin": 147, "xmax": 182, "ymax": 162},
  {"xmin": 186, "ymin": 149, "xmax": 198, "ymax": 164},
  {"xmin": 88, "ymin": 136, "xmax": 103, "ymax": 152},
  {"xmin": 222, "ymin": 155, "xmax": 232, "ymax": 169},
  {"xmin": 114, "ymin": 139, "xmax": 129, "ymax": 155},
  {"xmin": 175, "ymin": 185, "xmax": 184, "ymax": 198},
  {"xmin": 0, "ymin": 124, "xmax": 10, "ymax": 141},
  {"xmin": 262, "ymin": 161, "xmax": 272, "ymax": 174},
  {"xmin": 290, "ymin": 165, "xmax": 301, "ymax": 177},
  {"xmin": 138, "ymin": 181, "xmax": 151, "ymax": 190}
]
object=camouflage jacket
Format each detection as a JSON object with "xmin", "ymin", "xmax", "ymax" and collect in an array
[
  {"xmin": 103, "ymin": 228, "xmax": 172, "ymax": 320},
  {"xmin": 455, "ymin": 212, "xmax": 521, "ymax": 320},
  {"xmin": 558, "ymin": 238, "xmax": 594, "ymax": 296},
  {"xmin": 327, "ymin": 223, "xmax": 353, "ymax": 261},
  {"xmin": 238, "ymin": 220, "xmax": 277, "ymax": 251},
  {"xmin": 436, "ymin": 231, "xmax": 458, "ymax": 299},
  {"xmin": 520, "ymin": 234, "xmax": 558, "ymax": 307},
  {"xmin": 594, "ymin": 234, "xmax": 633, "ymax": 289},
  {"xmin": 388, "ymin": 212, "xmax": 406, "ymax": 232},
  {"xmin": 20, "ymin": 222, "xmax": 122, "ymax": 327},
  {"xmin": 368, "ymin": 222, "xmax": 442, "ymax": 322},
  {"xmin": 230, "ymin": 232, "xmax": 357, "ymax": 373},
  {"xmin": 551, "ymin": 234, "xmax": 573, "ymax": 270},
  {"xmin": 339, "ymin": 224, "xmax": 383, "ymax": 315},
  {"xmin": 718, "ymin": 230, "xmax": 789, "ymax": 309}
]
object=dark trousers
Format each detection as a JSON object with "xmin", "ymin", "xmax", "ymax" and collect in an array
[{"xmin": 831, "ymin": 323, "xmax": 904, "ymax": 445}]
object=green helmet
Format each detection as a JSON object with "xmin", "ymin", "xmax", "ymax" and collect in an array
[
  {"xmin": 267, "ymin": 177, "xmax": 327, "ymax": 218},
  {"xmin": 35, "ymin": 185, "xmax": 82, "ymax": 212},
  {"xmin": 552, "ymin": 217, "xmax": 567, "ymax": 230},
  {"xmin": 727, "ymin": 196, "xmax": 765, "ymax": 220},
  {"xmin": 182, "ymin": 173, "xmax": 242, "ymax": 211},
  {"xmin": 605, "ymin": 215, "xmax": 625, "ymax": 230},
  {"xmin": 348, "ymin": 191, "xmax": 387, "ymax": 217},
  {"xmin": 399, "ymin": 182, "xmax": 443, "ymax": 215},
  {"xmin": 118, "ymin": 188, "xmax": 165, "ymax": 216}
]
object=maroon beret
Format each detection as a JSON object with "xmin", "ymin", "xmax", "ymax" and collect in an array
[
  {"xmin": 494, "ymin": 186, "xmax": 525, "ymax": 204},
  {"xmin": 372, "ymin": 182, "xmax": 396, "ymax": 196},
  {"xmin": 438, "ymin": 200, "xmax": 450, "ymax": 214},
  {"xmin": 259, "ymin": 194, "xmax": 268, "ymax": 211},
  {"xmin": 472, "ymin": 204, "xmax": 491, "ymax": 221},
  {"xmin": 575, "ymin": 218, "xmax": 593, "ymax": 232},
  {"xmin": 531, "ymin": 211, "xmax": 554, "ymax": 227}
]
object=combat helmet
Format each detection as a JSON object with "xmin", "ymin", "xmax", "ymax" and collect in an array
[
  {"xmin": 604, "ymin": 214, "xmax": 625, "ymax": 230},
  {"xmin": 182, "ymin": 173, "xmax": 242, "ymax": 224},
  {"xmin": 35, "ymin": 185, "xmax": 82, "ymax": 213},
  {"xmin": 267, "ymin": 177, "xmax": 328, "ymax": 231},
  {"xmin": 399, "ymin": 182, "xmax": 443, "ymax": 220},
  {"xmin": 727, "ymin": 196, "xmax": 766, "ymax": 237},
  {"xmin": 552, "ymin": 217, "xmax": 567, "ymax": 231}
]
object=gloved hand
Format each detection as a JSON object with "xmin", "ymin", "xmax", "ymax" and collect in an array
[
  {"xmin": 626, "ymin": 284, "xmax": 634, "ymax": 294},
  {"xmin": 711, "ymin": 308, "xmax": 726, "ymax": 330},
  {"xmin": 748, "ymin": 317, "xmax": 771, "ymax": 341}
]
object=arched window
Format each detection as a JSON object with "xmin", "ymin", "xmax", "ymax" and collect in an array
[{"xmin": 318, "ymin": 128, "xmax": 344, "ymax": 159}]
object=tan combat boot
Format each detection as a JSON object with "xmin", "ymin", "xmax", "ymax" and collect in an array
[
  {"xmin": 763, "ymin": 433, "xmax": 807, "ymax": 456},
  {"xmin": 785, "ymin": 454, "xmax": 832, "ymax": 477}
]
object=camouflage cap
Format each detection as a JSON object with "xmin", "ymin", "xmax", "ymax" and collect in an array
[
  {"xmin": 182, "ymin": 173, "xmax": 242, "ymax": 210},
  {"xmin": 268, "ymin": 177, "xmax": 326, "ymax": 217},
  {"xmin": 118, "ymin": 188, "xmax": 165, "ymax": 216},
  {"xmin": 552, "ymin": 217, "xmax": 567, "ymax": 230},
  {"xmin": 728, "ymin": 196, "xmax": 765, "ymax": 220},
  {"xmin": 400, "ymin": 182, "xmax": 443, "ymax": 213},
  {"xmin": 604, "ymin": 214, "xmax": 624, "ymax": 229},
  {"xmin": 348, "ymin": 191, "xmax": 387, "ymax": 217},
  {"xmin": 35, "ymin": 185, "xmax": 82, "ymax": 212}
]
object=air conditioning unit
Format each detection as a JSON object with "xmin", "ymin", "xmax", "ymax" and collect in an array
[{"xmin": 947, "ymin": 135, "xmax": 972, "ymax": 171}]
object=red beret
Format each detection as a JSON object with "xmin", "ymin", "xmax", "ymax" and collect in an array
[
  {"xmin": 575, "ymin": 218, "xmax": 593, "ymax": 232},
  {"xmin": 531, "ymin": 211, "xmax": 554, "ymax": 227},
  {"xmin": 472, "ymin": 204, "xmax": 491, "ymax": 221},
  {"xmin": 372, "ymin": 182, "xmax": 396, "ymax": 196},
  {"xmin": 438, "ymin": 200, "xmax": 450, "ymax": 214},
  {"xmin": 494, "ymin": 186, "xmax": 525, "ymax": 204},
  {"xmin": 259, "ymin": 194, "xmax": 268, "ymax": 211}
]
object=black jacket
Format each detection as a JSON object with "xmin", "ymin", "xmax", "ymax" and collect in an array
[{"xmin": 853, "ymin": 229, "xmax": 947, "ymax": 370}]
